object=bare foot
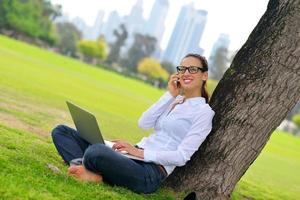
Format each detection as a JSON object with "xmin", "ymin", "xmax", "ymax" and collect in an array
[{"xmin": 67, "ymin": 165, "xmax": 103, "ymax": 183}]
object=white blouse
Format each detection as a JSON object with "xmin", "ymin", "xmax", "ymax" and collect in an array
[{"xmin": 136, "ymin": 91, "xmax": 215, "ymax": 175}]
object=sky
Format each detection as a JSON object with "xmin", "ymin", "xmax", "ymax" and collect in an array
[{"xmin": 51, "ymin": 0, "xmax": 270, "ymax": 57}]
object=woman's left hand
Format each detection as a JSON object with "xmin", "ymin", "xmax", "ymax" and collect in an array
[{"xmin": 111, "ymin": 140, "xmax": 144, "ymax": 158}]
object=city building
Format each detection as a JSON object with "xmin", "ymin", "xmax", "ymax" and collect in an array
[
  {"xmin": 121, "ymin": 0, "xmax": 146, "ymax": 53},
  {"xmin": 163, "ymin": 3, "xmax": 207, "ymax": 65},
  {"xmin": 144, "ymin": 0, "xmax": 169, "ymax": 45},
  {"xmin": 90, "ymin": 10, "xmax": 105, "ymax": 40},
  {"xmin": 100, "ymin": 11, "xmax": 123, "ymax": 43},
  {"xmin": 208, "ymin": 33, "xmax": 230, "ymax": 65}
]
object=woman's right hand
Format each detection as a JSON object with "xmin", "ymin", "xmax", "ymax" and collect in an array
[{"xmin": 167, "ymin": 73, "xmax": 180, "ymax": 97}]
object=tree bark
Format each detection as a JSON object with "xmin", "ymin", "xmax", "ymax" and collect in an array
[{"xmin": 163, "ymin": 0, "xmax": 300, "ymax": 199}]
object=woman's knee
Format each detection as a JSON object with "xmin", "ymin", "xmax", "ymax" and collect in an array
[
  {"xmin": 83, "ymin": 144, "xmax": 112, "ymax": 168},
  {"xmin": 84, "ymin": 144, "xmax": 109, "ymax": 160},
  {"xmin": 51, "ymin": 124, "xmax": 68, "ymax": 141}
]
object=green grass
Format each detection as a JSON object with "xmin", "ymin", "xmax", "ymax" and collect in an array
[
  {"xmin": 0, "ymin": 124, "xmax": 176, "ymax": 200},
  {"xmin": 232, "ymin": 131, "xmax": 300, "ymax": 200},
  {"xmin": 0, "ymin": 34, "xmax": 299, "ymax": 199}
]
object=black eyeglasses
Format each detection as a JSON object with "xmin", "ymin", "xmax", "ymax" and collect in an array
[{"xmin": 176, "ymin": 66, "xmax": 207, "ymax": 74}]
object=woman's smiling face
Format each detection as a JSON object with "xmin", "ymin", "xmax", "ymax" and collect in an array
[{"xmin": 178, "ymin": 56, "xmax": 208, "ymax": 92}]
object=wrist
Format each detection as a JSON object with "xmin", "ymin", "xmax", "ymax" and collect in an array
[
  {"xmin": 135, "ymin": 149, "xmax": 144, "ymax": 159},
  {"xmin": 167, "ymin": 90, "xmax": 178, "ymax": 98}
]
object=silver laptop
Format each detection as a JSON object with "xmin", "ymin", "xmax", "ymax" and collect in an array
[{"xmin": 66, "ymin": 101, "xmax": 144, "ymax": 161}]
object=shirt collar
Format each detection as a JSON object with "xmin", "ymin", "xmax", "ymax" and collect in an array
[{"xmin": 177, "ymin": 95, "xmax": 206, "ymax": 106}]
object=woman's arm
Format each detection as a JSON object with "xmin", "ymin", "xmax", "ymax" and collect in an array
[
  {"xmin": 138, "ymin": 91, "xmax": 175, "ymax": 130},
  {"xmin": 138, "ymin": 73, "xmax": 181, "ymax": 130},
  {"xmin": 143, "ymin": 109, "xmax": 215, "ymax": 166}
]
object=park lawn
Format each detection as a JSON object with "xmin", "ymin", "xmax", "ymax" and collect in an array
[
  {"xmin": 0, "ymin": 35, "xmax": 299, "ymax": 199},
  {"xmin": 0, "ymin": 124, "xmax": 178, "ymax": 200},
  {"xmin": 231, "ymin": 130, "xmax": 300, "ymax": 200}
]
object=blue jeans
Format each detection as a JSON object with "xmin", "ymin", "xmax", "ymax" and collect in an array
[{"xmin": 51, "ymin": 124, "xmax": 167, "ymax": 193}]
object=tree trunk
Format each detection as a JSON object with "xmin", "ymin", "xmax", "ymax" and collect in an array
[{"xmin": 163, "ymin": 0, "xmax": 300, "ymax": 199}]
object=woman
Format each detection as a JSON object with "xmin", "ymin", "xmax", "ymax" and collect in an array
[{"xmin": 51, "ymin": 53, "xmax": 215, "ymax": 193}]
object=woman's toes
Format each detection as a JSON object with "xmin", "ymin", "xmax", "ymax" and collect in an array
[
  {"xmin": 67, "ymin": 165, "xmax": 81, "ymax": 175},
  {"xmin": 67, "ymin": 165, "xmax": 102, "ymax": 183}
]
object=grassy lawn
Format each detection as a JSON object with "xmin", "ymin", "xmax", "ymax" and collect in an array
[{"xmin": 0, "ymin": 35, "xmax": 299, "ymax": 199}]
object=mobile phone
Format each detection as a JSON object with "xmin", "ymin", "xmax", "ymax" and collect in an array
[
  {"xmin": 175, "ymin": 73, "xmax": 180, "ymax": 88},
  {"xmin": 176, "ymin": 79, "xmax": 180, "ymax": 88}
]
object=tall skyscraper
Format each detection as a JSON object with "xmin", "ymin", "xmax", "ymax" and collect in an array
[
  {"xmin": 101, "ymin": 11, "xmax": 123, "ymax": 43},
  {"xmin": 145, "ymin": 0, "xmax": 169, "ymax": 46},
  {"xmin": 55, "ymin": 12, "xmax": 103, "ymax": 40},
  {"xmin": 163, "ymin": 3, "xmax": 207, "ymax": 65},
  {"xmin": 208, "ymin": 33, "xmax": 230, "ymax": 79},
  {"xmin": 90, "ymin": 10, "xmax": 105, "ymax": 40},
  {"xmin": 124, "ymin": 0, "xmax": 145, "ymax": 35},
  {"xmin": 121, "ymin": 0, "xmax": 146, "ymax": 53},
  {"xmin": 209, "ymin": 33, "xmax": 230, "ymax": 59},
  {"xmin": 71, "ymin": 16, "xmax": 93, "ymax": 39}
]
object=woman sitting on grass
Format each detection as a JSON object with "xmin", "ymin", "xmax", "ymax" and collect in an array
[{"xmin": 51, "ymin": 53, "xmax": 215, "ymax": 194}]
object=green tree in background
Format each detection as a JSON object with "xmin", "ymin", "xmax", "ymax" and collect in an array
[
  {"xmin": 0, "ymin": 0, "xmax": 6, "ymax": 28},
  {"xmin": 292, "ymin": 113, "xmax": 300, "ymax": 128},
  {"xmin": 161, "ymin": 60, "xmax": 175, "ymax": 74},
  {"xmin": 41, "ymin": 0, "xmax": 62, "ymax": 21},
  {"xmin": 0, "ymin": 0, "xmax": 61, "ymax": 45},
  {"xmin": 106, "ymin": 24, "xmax": 128, "ymax": 65},
  {"xmin": 77, "ymin": 38, "xmax": 107, "ymax": 64},
  {"xmin": 121, "ymin": 33, "xmax": 157, "ymax": 72},
  {"xmin": 209, "ymin": 47, "xmax": 229, "ymax": 80},
  {"xmin": 55, "ymin": 22, "xmax": 82, "ymax": 57},
  {"xmin": 138, "ymin": 57, "xmax": 169, "ymax": 81}
]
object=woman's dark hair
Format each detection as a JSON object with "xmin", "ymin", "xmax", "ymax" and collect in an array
[{"xmin": 183, "ymin": 53, "xmax": 210, "ymax": 103}]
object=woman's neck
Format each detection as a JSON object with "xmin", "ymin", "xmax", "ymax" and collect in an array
[{"xmin": 183, "ymin": 89, "xmax": 202, "ymax": 99}]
